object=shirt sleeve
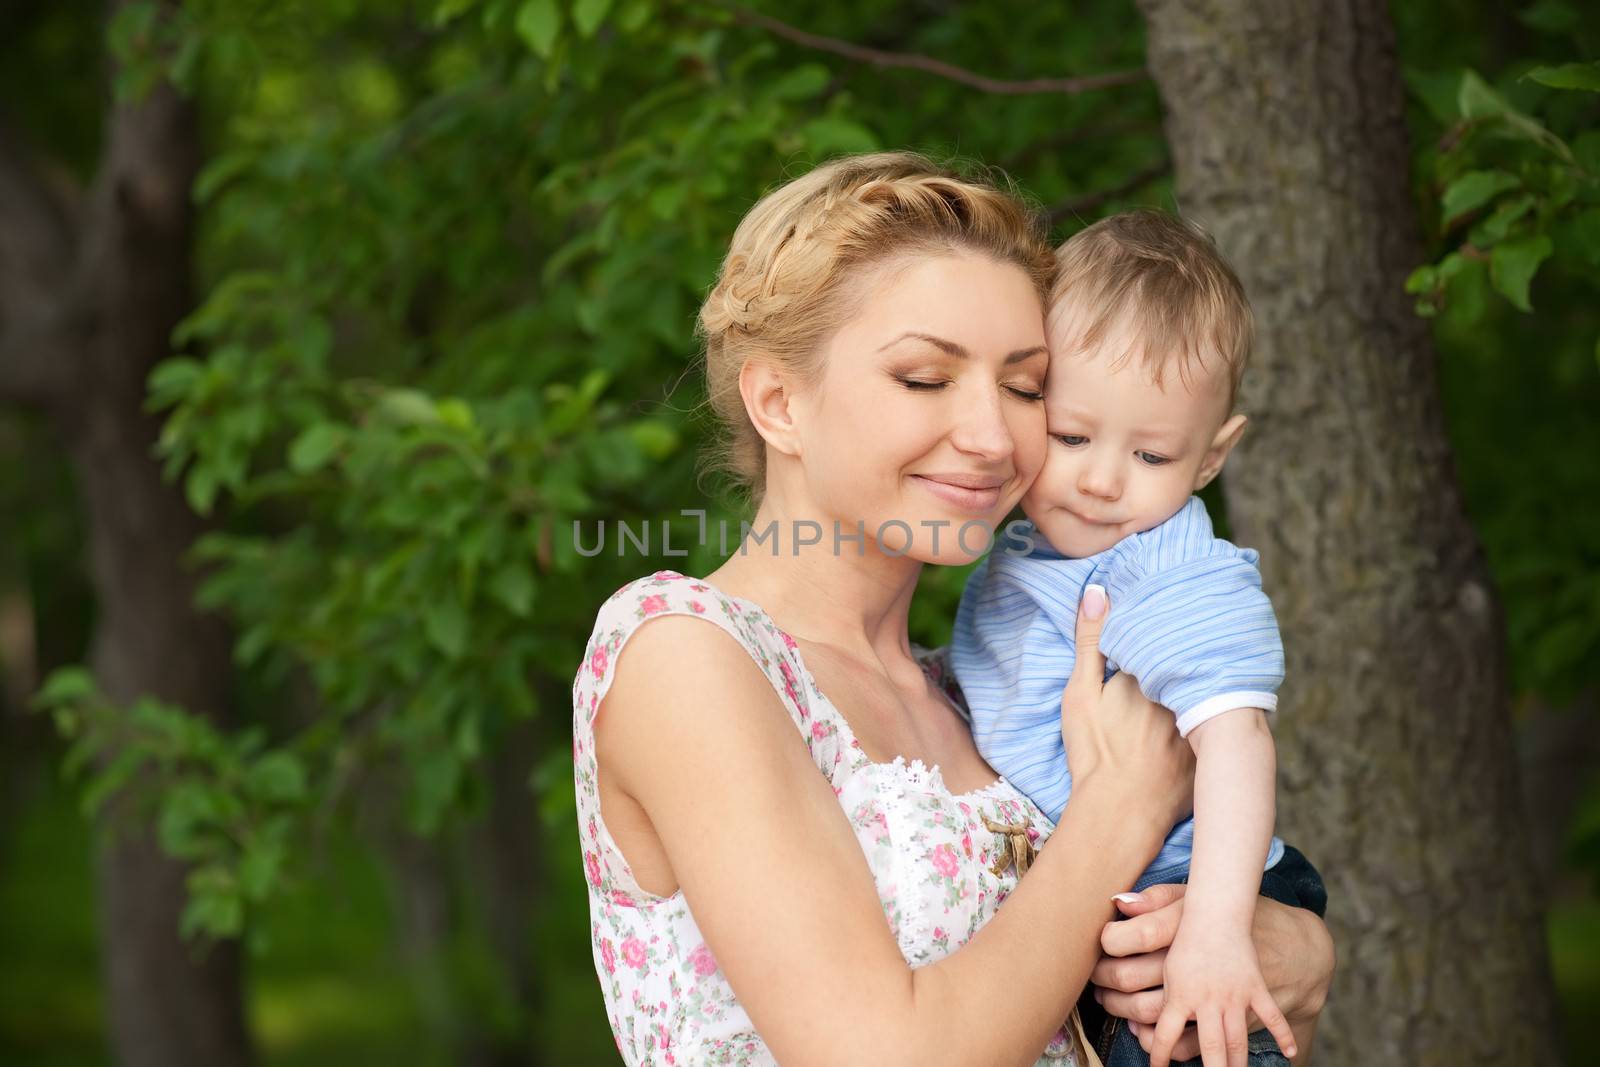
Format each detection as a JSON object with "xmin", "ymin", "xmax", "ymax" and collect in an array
[{"xmin": 1095, "ymin": 498, "xmax": 1284, "ymax": 736}]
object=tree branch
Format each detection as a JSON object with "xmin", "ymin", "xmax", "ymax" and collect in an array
[
  {"xmin": 730, "ymin": 7, "xmax": 1147, "ymax": 95},
  {"xmin": 1047, "ymin": 160, "xmax": 1172, "ymax": 226}
]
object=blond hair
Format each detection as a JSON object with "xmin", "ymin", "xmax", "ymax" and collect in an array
[
  {"xmin": 696, "ymin": 152, "xmax": 1054, "ymax": 501},
  {"xmin": 1049, "ymin": 209, "xmax": 1252, "ymax": 408}
]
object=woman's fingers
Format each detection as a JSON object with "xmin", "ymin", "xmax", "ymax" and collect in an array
[
  {"xmin": 1112, "ymin": 881, "xmax": 1188, "ymax": 917},
  {"xmin": 1067, "ymin": 583, "xmax": 1109, "ymax": 699},
  {"xmin": 1060, "ymin": 584, "xmax": 1111, "ymax": 769},
  {"xmin": 1095, "ymin": 985, "xmax": 1164, "ymax": 1024},
  {"xmin": 1090, "ymin": 947, "xmax": 1166, "ymax": 993},
  {"xmin": 1101, "ymin": 896, "xmax": 1184, "ymax": 958}
]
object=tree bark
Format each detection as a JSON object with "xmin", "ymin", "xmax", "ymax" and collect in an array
[
  {"xmin": 1134, "ymin": 1, "xmax": 1562, "ymax": 1062},
  {"xmin": 0, "ymin": 2, "xmax": 253, "ymax": 1063}
]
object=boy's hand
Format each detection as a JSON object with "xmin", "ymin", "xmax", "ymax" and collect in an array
[{"xmin": 1148, "ymin": 920, "xmax": 1297, "ymax": 1067}]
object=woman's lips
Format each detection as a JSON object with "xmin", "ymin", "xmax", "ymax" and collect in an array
[{"xmin": 912, "ymin": 475, "xmax": 1003, "ymax": 513}]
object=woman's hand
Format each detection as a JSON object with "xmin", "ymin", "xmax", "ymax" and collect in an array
[
  {"xmin": 1060, "ymin": 584, "xmax": 1194, "ymax": 836},
  {"xmin": 1091, "ymin": 884, "xmax": 1335, "ymax": 1062}
]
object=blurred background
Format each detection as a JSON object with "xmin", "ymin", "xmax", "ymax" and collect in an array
[{"xmin": 0, "ymin": 0, "xmax": 1596, "ymax": 1063}]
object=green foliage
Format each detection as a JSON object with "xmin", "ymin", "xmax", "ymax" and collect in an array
[
  {"xmin": 1406, "ymin": 56, "xmax": 1600, "ymax": 322},
  {"xmin": 1400, "ymin": 0, "xmax": 1600, "ymax": 900},
  {"xmin": 1403, "ymin": 1, "xmax": 1600, "ymax": 705},
  {"xmin": 31, "ymin": 0, "xmax": 1166, "ymax": 957},
  {"xmin": 32, "ymin": 668, "xmax": 309, "ymax": 944}
]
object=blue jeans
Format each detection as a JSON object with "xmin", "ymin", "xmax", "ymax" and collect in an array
[{"xmin": 1085, "ymin": 845, "xmax": 1328, "ymax": 1067}]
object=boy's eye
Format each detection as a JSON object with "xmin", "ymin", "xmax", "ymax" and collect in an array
[
  {"xmin": 1051, "ymin": 434, "xmax": 1088, "ymax": 447},
  {"xmin": 1136, "ymin": 451, "xmax": 1171, "ymax": 466}
]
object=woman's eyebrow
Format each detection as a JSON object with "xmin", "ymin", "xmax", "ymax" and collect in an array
[{"xmin": 878, "ymin": 331, "xmax": 1047, "ymax": 365}]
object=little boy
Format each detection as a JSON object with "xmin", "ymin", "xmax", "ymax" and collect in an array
[{"xmin": 951, "ymin": 210, "xmax": 1296, "ymax": 1065}]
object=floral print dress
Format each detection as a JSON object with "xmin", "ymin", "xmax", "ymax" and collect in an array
[{"xmin": 573, "ymin": 569, "xmax": 1086, "ymax": 1065}]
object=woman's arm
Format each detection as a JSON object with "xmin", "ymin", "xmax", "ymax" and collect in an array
[
  {"xmin": 1092, "ymin": 884, "xmax": 1336, "ymax": 1063},
  {"xmin": 597, "ymin": 592, "xmax": 1190, "ymax": 1067}
]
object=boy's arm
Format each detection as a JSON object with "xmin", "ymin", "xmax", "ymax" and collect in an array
[
  {"xmin": 1144, "ymin": 705, "xmax": 1291, "ymax": 1067},
  {"xmin": 1183, "ymin": 706, "xmax": 1277, "ymax": 932}
]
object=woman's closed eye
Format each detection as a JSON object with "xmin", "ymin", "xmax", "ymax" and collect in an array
[
  {"xmin": 896, "ymin": 376, "xmax": 1044, "ymax": 401},
  {"xmin": 896, "ymin": 377, "xmax": 948, "ymax": 391}
]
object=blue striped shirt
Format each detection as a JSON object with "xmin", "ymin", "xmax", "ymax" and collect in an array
[{"xmin": 950, "ymin": 497, "xmax": 1284, "ymax": 889}]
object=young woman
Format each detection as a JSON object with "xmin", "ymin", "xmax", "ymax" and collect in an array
[{"xmin": 573, "ymin": 152, "xmax": 1334, "ymax": 1066}]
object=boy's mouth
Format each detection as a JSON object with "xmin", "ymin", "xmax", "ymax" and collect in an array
[{"xmin": 1061, "ymin": 505, "xmax": 1123, "ymax": 527}]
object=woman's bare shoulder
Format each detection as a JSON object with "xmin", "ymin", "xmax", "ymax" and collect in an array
[{"xmin": 595, "ymin": 611, "xmax": 806, "ymax": 796}]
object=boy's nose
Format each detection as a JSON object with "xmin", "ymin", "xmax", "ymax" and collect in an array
[{"xmin": 1076, "ymin": 457, "xmax": 1122, "ymax": 501}]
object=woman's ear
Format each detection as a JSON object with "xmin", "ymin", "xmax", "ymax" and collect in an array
[
  {"xmin": 1193, "ymin": 413, "xmax": 1247, "ymax": 491},
  {"xmin": 739, "ymin": 359, "xmax": 803, "ymax": 460}
]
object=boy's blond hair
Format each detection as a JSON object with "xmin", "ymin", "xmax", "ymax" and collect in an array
[{"xmin": 1049, "ymin": 209, "xmax": 1252, "ymax": 410}]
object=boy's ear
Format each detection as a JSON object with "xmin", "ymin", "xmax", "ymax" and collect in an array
[
  {"xmin": 1193, "ymin": 413, "xmax": 1247, "ymax": 491},
  {"xmin": 740, "ymin": 358, "xmax": 803, "ymax": 460}
]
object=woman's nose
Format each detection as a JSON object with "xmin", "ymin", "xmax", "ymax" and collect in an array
[{"xmin": 950, "ymin": 386, "xmax": 1015, "ymax": 462}]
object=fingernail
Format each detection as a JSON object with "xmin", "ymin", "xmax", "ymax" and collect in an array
[
  {"xmin": 1093, "ymin": 988, "xmax": 1104, "ymax": 1004},
  {"xmin": 1083, "ymin": 584, "xmax": 1107, "ymax": 620},
  {"xmin": 1112, "ymin": 892, "xmax": 1141, "ymax": 904}
]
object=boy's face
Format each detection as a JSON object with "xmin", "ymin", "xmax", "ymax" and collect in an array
[{"xmin": 1022, "ymin": 306, "xmax": 1246, "ymax": 557}]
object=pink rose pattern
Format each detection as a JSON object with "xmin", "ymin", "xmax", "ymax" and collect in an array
[{"xmin": 574, "ymin": 571, "xmax": 1068, "ymax": 1065}]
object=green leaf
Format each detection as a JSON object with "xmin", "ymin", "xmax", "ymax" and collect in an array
[
  {"xmin": 1456, "ymin": 70, "xmax": 1575, "ymax": 162},
  {"xmin": 1518, "ymin": 0, "xmax": 1581, "ymax": 33},
  {"xmin": 628, "ymin": 419, "xmax": 678, "ymax": 459},
  {"xmin": 374, "ymin": 388, "xmax": 442, "ymax": 426},
  {"xmin": 287, "ymin": 423, "xmax": 345, "ymax": 474},
  {"xmin": 616, "ymin": 0, "xmax": 649, "ymax": 32},
  {"xmin": 434, "ymin": 0, "xmax": 479, "ymax": 24},
  {"xmin": 1441, "ymin": 170, "xmax": 1520, "ymax": 223},
  {"xmin": 33, "ymin": 667, "xmax": 97, "ymax": 710},
  {"xmin": 491, "ymin": 561, "xmax": 535, "ymax": 616},
  {"xmin": 147, "ymin": 358, "xmax": 204, "ymax": 404},
  {"xmin": 1469, "ymin": 194, "xmax": 1535, "ymax": 247},
  {"xmin": 1490, "ymin": 234, "xmax": 1553, "ymax": 312},
  {"xmin": 1458, "ymin": 70, "xmax": 1509, "ymax": 119},
  {"xmin": 239, "ymin": 836, "xmax": 287, "ymax": 901},
  {"xmin": 246, "ymin": 751, "xmax": 307, "ymax": 804},
  {"xmin": 768, "ymin": 64, "xmax": 832, "ymax": 102},
  {"xmin": 1525, "ymin": 62, "xmax": 1600, "ymax": 91},
  {"xmin": 424, "ymin": 597, "xmax": 469, "ymax": 659},
  {"xmin": 799, "ymin": 116, "xmax": 879, "ymax": 157},
  {"xmin": 186, "ymin": 465, "xmax": 220, "ymax": 515},
  {"xmin": 515, "ymin": 0, "xmax": 561, "ymax": 58},
  {"xmin": 572, "ymin": 0, "xmax": 611, "ymax": 37}
]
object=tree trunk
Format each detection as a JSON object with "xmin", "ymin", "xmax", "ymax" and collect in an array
[
  {"xmin": 1134, "ymin": 1, "xmax": 1562, "ymax": 1061},
  {"xmin": 0, "ymin": 2, "xmax": 253, "ymax": 1063}
]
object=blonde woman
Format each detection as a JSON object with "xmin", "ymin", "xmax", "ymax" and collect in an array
[{"xmin": 572, "ymin": 153, "xmax": 1334, "ymax": 1066}]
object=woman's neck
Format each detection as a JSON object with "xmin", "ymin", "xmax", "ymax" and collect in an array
[{"xmin": 705, "ymin": 497, "xmax": 924, "ymax": 671}]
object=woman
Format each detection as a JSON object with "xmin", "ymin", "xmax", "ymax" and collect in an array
[{"xmin": 573, "ymin": 152, "xmax": 1334, "ymax": 1066}]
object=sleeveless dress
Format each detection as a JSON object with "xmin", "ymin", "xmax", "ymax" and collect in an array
[{"xmin": 572, "ymin": 569, "xmax": 1089, "ymax": 1065}]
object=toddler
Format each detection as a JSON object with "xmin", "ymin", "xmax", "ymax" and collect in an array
[{"xmin": 951, "ymin": 210, "xmax": 1296, "ymax": 1065}]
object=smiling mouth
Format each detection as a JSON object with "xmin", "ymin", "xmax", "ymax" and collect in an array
[{"xmin": 911, "ymin": 475, "xmax": 1006, "ymax": 513}]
